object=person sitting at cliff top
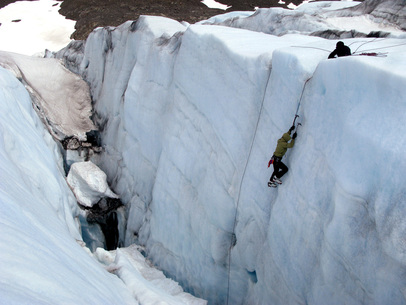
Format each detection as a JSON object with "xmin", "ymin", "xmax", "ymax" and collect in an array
[{"xmin": 328, "ymin": 41, "xmax": 351, "ymax": 59}]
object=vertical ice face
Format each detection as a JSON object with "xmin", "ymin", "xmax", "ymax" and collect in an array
[
  {"xmin": 73, "ymin": 9, "xmax": 406, "ymax": 305},
  {"xmin": 0, "ymin": 67, "xmax": 137, "ymax": 305}
]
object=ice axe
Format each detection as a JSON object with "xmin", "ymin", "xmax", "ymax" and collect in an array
[
  {"xmin": 295, "ymin": 122, "xmax": 302, "ymax": 135},
  {"xmin": 292, "ymin": 114, "xmax": 299, "ymax": 126}
]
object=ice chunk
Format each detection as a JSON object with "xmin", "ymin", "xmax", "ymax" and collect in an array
[{"xmin": 67, "ymin": 161, "xmax": 119, "ymax": 207}]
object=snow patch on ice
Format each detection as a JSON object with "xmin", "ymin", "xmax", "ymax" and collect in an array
[
  {"xmin": 67, "ymin": 161, "xmax": 119, "ymax": 208},
  {"xmin": 0, "ymin": 0, "xmax": 75, "ymax": 56},
  {"xmin": 0, "ymin": 51, "xmax": 95, "ymax": 140},
  {"xmin": 201, "ymin": 0, "xmax": 231, "ymax": 10}
]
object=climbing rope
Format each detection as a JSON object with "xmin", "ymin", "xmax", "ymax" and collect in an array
[
  {"xmin": 291, "ymin": 45, "xmax": 331, "ymax": 53},
  {"xmin": 291, "ymin": 39, "xmax": 406, "ymax": 132},
  {"xmin": 350, "ymin": 37, "xmax": 384, "ymax": 53},
  {"xmin": 352, "ymin": 41, "xmax": 406, "ymax": 54},
  {"xmin": 224, "ymin": 37, "xmax": 404, "ymax": 302},
  {"xmin": 292, "ymin": 39, "xmax": 406, "ymax": 57},
  {"xmin": 225, "ymin": 64, "xmax": 313, "ymax": 304},
  {"xmin": 225, "ymin": 66, "xmax": 272, "ymax": 305},
  {"xmin": 294, "ymin": 77, "xmax": 312, "ymax": 120}
]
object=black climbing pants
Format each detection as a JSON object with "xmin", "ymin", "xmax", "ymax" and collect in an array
[{"xmin": 270, "ymin": 156, "xmax": 288, "ymax": 181}]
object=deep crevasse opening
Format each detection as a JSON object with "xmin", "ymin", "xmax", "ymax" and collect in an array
[{"xmin": 54, "ymin": 11, "xmax": 406, "ymax": 305}]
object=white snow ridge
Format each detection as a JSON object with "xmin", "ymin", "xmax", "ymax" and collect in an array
[{"xmin": 1, "ymin": 0, "xmax": 406, "ymax": 304}]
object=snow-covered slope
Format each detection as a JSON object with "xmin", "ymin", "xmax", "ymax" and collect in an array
[{"xmin": 52, "ymin": 3, "xmax": 406, "ymax": 304}]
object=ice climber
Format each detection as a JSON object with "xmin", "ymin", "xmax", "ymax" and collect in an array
[
  {"xmin": 328, "ymin": 41, "xmax": 351, "ymax": 59},
  {"xmin": 268, "ymin": 126, "xmax": 297, "ymax": 188}
]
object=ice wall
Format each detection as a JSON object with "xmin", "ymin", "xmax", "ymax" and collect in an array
[
  {"xmin": 73, "ymin": 14, "xmax": 406, "ymax": 305},
  {"xmin": 0, "ymin": 67, "xmax": 136, "ymax": 304}
]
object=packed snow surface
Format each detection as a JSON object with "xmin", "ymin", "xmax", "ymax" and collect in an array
[{"xmin": 1, "ymin": 0, "xmax": 406, "ymax": 304}]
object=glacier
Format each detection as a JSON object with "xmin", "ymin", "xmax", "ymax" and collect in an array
[{"xmin": 2, "ymin": 0, "xmax": 406, "ymax": 304}]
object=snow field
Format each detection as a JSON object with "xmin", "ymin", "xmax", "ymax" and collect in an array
[
  {"xmin": 203, "ymin": 3, "xmax": 406, "ymax": 38},
  {"xmin": 0, "ymin": 0, "xmax": 75, "ymax": 56}
]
